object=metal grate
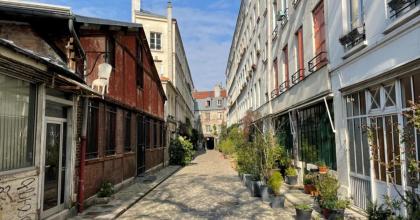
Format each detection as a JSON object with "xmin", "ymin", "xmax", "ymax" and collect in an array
[{"xmin": 350, "ymin": 175, "xmax": 371, "ymax": 210}]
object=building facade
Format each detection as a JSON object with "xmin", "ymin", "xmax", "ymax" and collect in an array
[
  {"xmin": 74, "ymin": 15, "xmax": 166, "ymax": 208},
  {"xmin": 227, "ymin": 0, "xmax": 420, "ymax": 214},
  {"xmin": 193, "ymin": 84, "xmax": 228, "ymax": 149},
  {"xmin": 0, "ymin": 1, "xmax": 167, "ymax": 219},
  {"xmin": 327, "ymin": 0, "xmax": 420, "ymax": 212},
  {"xmin": 131, "ymin": 0, "xmax": 195, "ymax": 162},
  {"xmin": 226, "ymin": 0, "xmax": 335, "ymax": 183}
]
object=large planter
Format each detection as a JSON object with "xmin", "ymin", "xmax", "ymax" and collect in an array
[
  {"xmin": 286, "ymin": 175, "xmax": 298, "ymax": 185},
  {"xmin": 295, "ymin": 208, "xmax": 313, "ymax": 220},
  {"xmin": 242, "ymin": 174, "xmax": 253, "ymax": 186},
  {"xmin": 260, "ymin": 185, "xmax": 272, "ymax": 203},
  {"xmin": 270, "ymin": 195, "xmax": 285, "ymax": 208},
  {"xmin": 322, "ymin": 208, "xmax": 345, "ymax": 220},
  {"xmin": 248, "ymin": 180, "xmax": 261, "ymax": 197}
]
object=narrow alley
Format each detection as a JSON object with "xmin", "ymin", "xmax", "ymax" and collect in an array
[{"xmin": 119, "ymin": 150, "xmax": 295, "ymax": 219}]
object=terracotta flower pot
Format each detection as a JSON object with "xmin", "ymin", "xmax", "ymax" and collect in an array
[
  {"xmin": 319, "ymin": 166, "xmax": 329, "ymax": 174},
  {"xmin": 304, "ymin": 184, "xmax": 315, "ymax": 194}
]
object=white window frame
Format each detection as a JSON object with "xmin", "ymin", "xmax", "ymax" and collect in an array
[{"xmin": 150, "ymin": 32, "xmax": 162, "ymax": 50}]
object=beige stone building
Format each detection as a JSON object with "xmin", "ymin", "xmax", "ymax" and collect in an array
[
  {"xmin": 132, "ymin": 0, "xmax": 195, "ymax": 161},
  {"xmin": 193, "ymin": 84, "xmax": 227, "ymax": 149}
]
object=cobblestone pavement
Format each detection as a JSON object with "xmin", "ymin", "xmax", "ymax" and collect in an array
[{"xmin": 119, "ymin": 150, "xmax": 295, "ymax": 220}]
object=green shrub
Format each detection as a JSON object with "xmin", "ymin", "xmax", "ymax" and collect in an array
[
  {"xmin": 268, "ymin": 171, "xmax": 283, "ymax": 196},
  {"xmin": 169, "ymin": 136, "xmax": 195, "ymax": 166},
  {"xmin": 98, "ymin": 181, "xmax": 114, "ymax": 198},
  {"xmin": 236, "ymin": 142, "xmax": 260, "ymax": 178},
  {"xmin": 286, "ymin": 167, "xmax": 297, "ymax": 176},
  {"xmin": 219, "ymin": 139, "xmax": 235, "ymax": 155},
  {"xmin": 316, "ymin": 174, "xmax": 339, "ymax": 201},
  {"xmin": 295, "ymin": 204, "xmax": 313, "ymax": 211}
]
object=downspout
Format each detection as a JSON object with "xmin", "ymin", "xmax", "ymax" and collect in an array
[{"xmin": 69, "ymin": 18, "xmax": 88, "ymax": 213}]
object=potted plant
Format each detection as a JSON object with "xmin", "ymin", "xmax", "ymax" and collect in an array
[
  {"xmin": 321, "ymin": 198, "xmax": 350, "ymax": 219},
  {"xmin": 95, "ymin": 181, "xmax": 114, "ymax": 204},
  {"xmin": 316, "ymin": 160, "xmax": 329, "ymax": 174},
  {"xmin": 303, "ymin": 173, "xmax": 316, "ymax": 194},
  {"xmin": 285, "ymin": 167, "xmax": 298, "ymax": 185},
  {"xmin": 295, "ymin": 204, "xmax": 313, "ymax": 220},
  {"xmin": 268, "ymin": 171, "xmax": 285, "ymax": 208}
]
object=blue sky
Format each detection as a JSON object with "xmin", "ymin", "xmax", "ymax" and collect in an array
[{"xmin": 27, "ymin": 0, "xmax": 240, "ymax": 90}]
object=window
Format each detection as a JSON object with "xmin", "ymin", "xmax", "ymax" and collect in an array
[
  {"xmin": 206, "ymin": 100, "xmax": 211, "ymax": 107},
  {"xmin": 349, "ymin": 0, "xmax": 364, "ymax": 30},
  {"xmin": 283, "ymin": 45, "xmax": 289, "ymax": 88},
  {"xmin": 105, "ymin": 105, "xmax": 116, "ymax": 155},
  {"xmin": 124, "ymin": 112, "xmax": 132, "ymax": 152},
  {"xmin": 136, "ymin": 39, "xmax": 144, "ymax": 88},
  {"xmin": 218, "ymin": 112, "xmax": 223, "ymax": 120},
  {"xmin": 206, "ymin": 125, "xmax": 211, "ymax": 132},
  {"xmin": 217, "ymin": 100, "xmax": 222, "ymax": 106},
  {"xmin": 206, "ymin": 113, "xmax": 211, "ymax": 121},
  {"xmin": 154, "ymin": 121, "xmax": 158, "ymax": 148},
  {"xmin": 150, "ymin": 32, "xmax": 162, "ymax": 50},
  {"xmin": 0, "ymin": 75, "xmax": 36, "ymax": 172},
  {"xmin": 295, "ymin": 27, "xmax": 304, "ymax": 83},
  {"xmin": 346, "ymin": 92, "xmax": 370, "ymax": 177},
  {"xmin": 87, "ymin": 101, "xmax": 99, "ymax": 159},
  {"xmin": 145, "ymin": 118, "xmax": 151, "ymax": 148},
  {"xmin": 105, "ymin": 36, "xmax": 115, "ymax": 67},
  {"xmin": 273, "ymin": 58, "xmax": 279, "ymax": 90},
  {"xmin": 272, "ymin": 0, "xmax": 277, "ymax": 30},
  {"xmin": 310, "ymin": 1, "xmax": 328, "ymax": 73}
]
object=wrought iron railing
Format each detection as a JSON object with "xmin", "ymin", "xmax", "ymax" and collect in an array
[
  {"xmin": 291, "ymin": 69, "xmax": 305, "ymax": 85},
  {"xmin": 278, "ymin": 80, "xmax": 289, "ymax": 94},
  {"xmin": 389, "ymin": 0, "xmax": 419, "ymax": 19},
  {"xmin": 308, "ymin": 51, "xmax": 328, "ymax": 73},
  {"xmin": 271, "ymin": 88, "xmax": 279, "ymax": 99},
  {"xmin": 339, "ymin": 26, "xmax": 366, "ymax": 50}
]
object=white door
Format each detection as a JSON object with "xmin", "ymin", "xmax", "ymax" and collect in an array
[{"xmin": 42, "ymin": 118, "xmax": 67, "ymax": 218}]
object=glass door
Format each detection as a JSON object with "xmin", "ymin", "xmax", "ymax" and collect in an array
[{"xmin": 42, "ymin": 119, "xmax": 66, "ymax": 217}]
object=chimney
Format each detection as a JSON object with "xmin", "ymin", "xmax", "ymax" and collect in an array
[
  {"xmin": 167, "ymin": 1, "xmax": 174, "ymax": 82},
  {"xmin": 214, "ymin": 84, "xmax": 221, "ymax": 98},
  {"xmin": 132, "ymin": 0, "xmax": 141, "ymax": 22}
]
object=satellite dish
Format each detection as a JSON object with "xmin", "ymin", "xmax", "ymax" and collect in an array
[{"xmin": 92, "ymin": 63, "xmax": 113, "ymax": 96}]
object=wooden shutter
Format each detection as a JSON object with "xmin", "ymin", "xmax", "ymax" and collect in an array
[{"xmin": 313, "ymin": 1, "xmax": 326, "ymax": 55}]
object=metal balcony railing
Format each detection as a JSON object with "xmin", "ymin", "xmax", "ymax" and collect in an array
[
  {"xmin": 339, "ymin": 26, "xmax": 366, "ymax": 50},
  {"xmin": 291, "ymin": 69, "xmax": 305, "ymax": 85},
  {"xmin": 271, "ymin": 88, "xmax": 279, "ymax": 99},
  {"xmin": 278, "ymin": 80, "xmax": 289, "ymax": 95},
  {"xmin": 389, "ymin": 0, "xmax": 419, "ymax": 19},
  {"xmin": 308, "ymin": 51, "xmax": 328, "ymax": 73}
]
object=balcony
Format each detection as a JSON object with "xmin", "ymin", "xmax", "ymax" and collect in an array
[
  {"xmin": 271, "ymin": 80, "xmax": 289, "ymax": 99},
  {"xmin": 388, "ymin": 0, "xmax": 419, "ymax": 19},
  {"xmin": 291, "ymin": 69, "xmax": 305, "ymax": 85},
  {"xmin": 271, "ymin": 88, "xmax": 279, "ymax": 99},
  {"xmin": 308, "ymin": 51, "xmax": 328, "ymax": 73},
  {"xmin": 339, "ymin": 25, "xmax": 366, "ymax": 50}
]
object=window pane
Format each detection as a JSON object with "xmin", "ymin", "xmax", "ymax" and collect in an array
[
  {"xmin": 400, "ymin": 76, "xmax": 413, "ymax": 108},
  {"xmin": 369, "ymin": 87, "xmax": 380, "ymax": 110},
  {"xmin": 105, "ymin": 106, "xmax": 116, "ymax": 155},
  {"xmin": 87, "ymin": 101, "xmax": 99, "ymax": 159},
  {"xmin": 124, "ymin": 112, "xmax": 131, "ymax": 152},
  {"xmin": 350, "ymin": 0, "xmax": 361, "ymax": 29},
  {"xmin": 377, "ymin": 117, "xmax": 386, "ymax": 181},
  {"xmin": 355, "ymin": 118, "xmax": 363, "ymax": 174},
  {"xmin": 361, "ymin": 118, "xmax": 370, "ymax": 176},
  {"xmin": 353, "ymin": 93, "xmax": 360, "ymax": 116},
  {"xmin": 348, "ymin": 119, "xmax": 356, "ymax": 173},
  {"xmin": 371, "ymin": 118, "xmax": 380, "ymax": 179},
  {"xmin": 346, "ymin": 95, "xmax": 353, "ymax": 117},
  {"xmin": 392, "ymin": 115, "xmax": 401, "ymax": 185},
  {"xmin": 384, "ymin": 84, "xmax": 396, "ymax": 107},
  {"xmin": 413, "ymin": 74, "xmax": 420, "ymax": 102},
  {"xmin": 0, "ymin": 75, "xmax": 36, "ymax": 172},
  {"xmin": 360, "ymin": 91, "xmax": 366, "ymax": 115}
]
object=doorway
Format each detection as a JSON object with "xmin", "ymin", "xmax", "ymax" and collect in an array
[
  {"xmin": 137, "ymin": 115, "xmax": 146, "ymax": 175},
  {"xmin": 206, "ymin": 137, "xmax": 215, "ymax": 150},
  {"xmin": 42, "ymin": 118, "xmax": 67, "ymax": 217}
]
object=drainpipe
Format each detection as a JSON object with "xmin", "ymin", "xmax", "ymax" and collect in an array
[
  {"xmin": 78, "ymin": 97, "xmax": 89, "ymax": 213},
  {"xmin": 69, "ymin": 18, "xmax": 89, "ymax": 213}
]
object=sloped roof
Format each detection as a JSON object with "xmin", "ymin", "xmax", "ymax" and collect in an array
[
  {"xmin": 193, "ymin": 90, "xmax": 227, "ymax": 99},
  {"xmin": 136, "ymin": 9, "xmax": 166, "ymax": 19}
]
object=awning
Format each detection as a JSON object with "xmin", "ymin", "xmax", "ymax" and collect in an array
[{"xmin": 57, "ymin": 74, "xmax": 102, "ymax": 97}]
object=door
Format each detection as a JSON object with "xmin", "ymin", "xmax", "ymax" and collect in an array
[
  {"xmin": 42, "ymin": 119, "xmax": 67, "ymax": 217},
  {"xmin": 137, "ymin": 115, "xmax": 146, "ymax": 175}
]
